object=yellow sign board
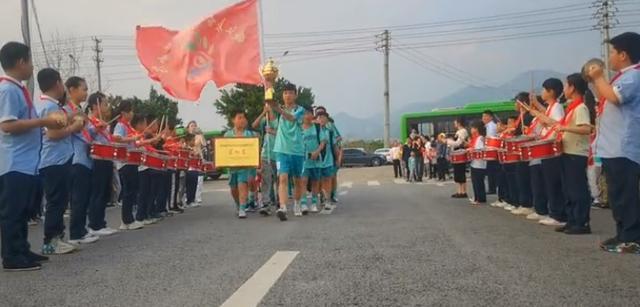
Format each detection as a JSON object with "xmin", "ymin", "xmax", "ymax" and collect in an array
[{"xmin": 214, "ymin": 137, "xmax": 260, "ymax": 168}]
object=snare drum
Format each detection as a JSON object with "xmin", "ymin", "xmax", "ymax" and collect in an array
[
  {"xmin": 126, "ymin": 149, "xmax": 144, "ymax": 165},
  {"xmin": 450, "ymin": 150, "xmax": 469, "ymax": 164},
  {"xmin": 469, "ymin": 150, "xmax": 484, "ymax": 160},
  {"xmin": 90, "ymin": 143, "xmax": 128, "ymax": 161},
  {"xmin": 520, "ymin": 139, "xmax": 563, "ymax": 161},
  {"xmin": 485, "ymin": 137, "xmax": 504, "ymax": 149},
  {"xmin": 188, "ymin": 158, "xmax": 202, "ymax": 170},
  {"xmin": 142, "ymin": 153, "xmax": 167, "ymax": 170},
  {"xmin": 166, "ymin": 156, "xmax": 178, "ymax": 170},
  {"xmin": 176, "ymin": 158, "xmax": 188, "ymax": 170},
  {"xmin": 201, "ymin": 162, "xmax": 214, "ymax": 173},
  {"xmin": 177, "ymin": 149, "xmax": 191, "ymax": 159},
  {"xmin": 482, "ymin": 147, "xmax": 500, "ymax": 161},
  {"xmin": 504, "ymin": 136, "xmax": 535, "ymax": 153},
  {"xmin": 498, "ymin": 150, "xmax": 521, "ymax": 164}
]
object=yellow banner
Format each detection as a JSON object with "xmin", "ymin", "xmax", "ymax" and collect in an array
[{"xmin": 214, "ymin": 137, "xmax": 260, "ymax": 168}]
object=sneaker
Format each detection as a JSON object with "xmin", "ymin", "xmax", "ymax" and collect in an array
[
  {"xmin": 42, "ymin": 238, "xmax": 76, "ymax": 255},
  {"xmin": 538, "ymin": 217, "xmax": 566, "ymax": 227},
  {"xmin": 276, "ymin": 208, "xmax": 288, "ymax": 221},
  {"xmin": 142, "ymin": 219, "xmax": 155, "ymax": 226},
  {"xmin": 89, "ymin": 227, "xmax": 118, "ymax": 237},
  {"xmin": 512, "ymin": 207, "xmax": 534, "ymax": 216},
  {"xmin": 564, "ymin": 226, "xmax": 592, "ymax": 235},
  {"xmin": 28, "ymin": 219, "xmax": 39, "ymax": 226},
  {"xmin": 599, "ymin": 237, "xmax": 621, "ymax": 251},
  {"xmin": 323, "ymin": 203, "xmax": 334, "ymax": 211},
  {"xmin": 615, "ymin": 242, "xmax": 640, "ymax": 254},
  {"xmin": 331, "ymin": 197, "xmax": 339, "ymax": 203},
  {"xmin": 191, "ymin": 202, "xmax": 202, "ymax": 208},
  {"xmin": 259, "ymin": 206, "xmax": 271, "ymax": 216},
  {"xmin": 526, "ymin": 213, "xmax": 547, "ymax": 221},
  {"xmin": 490, "ymin": 201, "xmax": 502, "ymax": 207},
  {"xmin": 293, "ymin": 203, "xmax": 302, "ymax": 217},
  {"xmin": 554, "ymin": 225, "xmax": 568, "ymax": 233},
  {"xmin": 301, "ymin": 204, "xmax": 309, "ymax": 216},
  {"xmin": 310, "ymin": 204, "xmax": 319, "ymax": 213},
  {"xmin": 119, "ymin": 221, "xmax": 144, "ymax": 230},
  {"xmin": 238, "ymin": 206, "xmax": 247, "ymax": 219},
  {"xmin": 169, "ymin": 207, "xmax": 184, "ymax": 214},
  {"xmin": 3, "ymin": 260, "xmax": 41, "ymax": 272},
  {"xmin": 68, "ymin": 233, "xmax": 99, "ymax": 245},
  {"xmin": 26, "ymin": 251, "xmax": 49, "ymax": 263},
  {"xmin": 503, "ymin": 204, "xmax": 516, "ymax": 211}
]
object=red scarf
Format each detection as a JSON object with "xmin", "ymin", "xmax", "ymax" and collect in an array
[
  {"xmin": 67, "ymin": 101, "xmax": 93, "ymax": 142},
  {"xmin": 468, "ymin": 134, "xmax": 480, "ymax": 150},
  {"xmin": 88, "ymin": 116, "xmax": 113, "ymax": 142},
  {"xmin": 528, "ymin": 100, "xmax": 557, "ymax": 136},
  {"xmin": 0, "ymin": 77, "xmax": 34, "ymax": 119},
  {"xmin": 542, "ymin": 96, "xmax": 584, "ymax": 140}
]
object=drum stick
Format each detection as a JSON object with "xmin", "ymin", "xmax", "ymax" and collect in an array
[
  {"xmin": 106, "ymin": 114, "xmax": 121, "ymax": 125},
  {"xmin": 517, "ymin": 100, "xmax": 531, "ymax": 112}
]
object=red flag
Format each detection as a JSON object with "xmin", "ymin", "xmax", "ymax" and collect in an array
[{"xmin": 136, "ymin": 0, "xmax": 261, "ymax": 101}]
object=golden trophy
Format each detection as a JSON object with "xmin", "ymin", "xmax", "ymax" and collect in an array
[
  {"xmin": 582, "ymin": 58, "xmax": 606, "ymax": 82},
  {"xmin": 260, "ymin": 58, "xmax": 279, "ymax": 101}
]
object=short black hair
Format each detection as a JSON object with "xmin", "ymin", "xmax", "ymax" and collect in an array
[
  {"xmin": 37, "ymin": 68, "xmax": 62, "ymax": 93},
  {"xmin": 507, "ymin": 116, "xmax": 518, "ymax": 122},
  {"xmin": 131, "ymin": 114, "xmax": 146, "ymax": 127},
  {"xmin": 454, "ymin": 117, "xmax": 466, "ymax": 127},
  {"xmin": 471, "ymin": 120, "xmax": 486, "ymax": 136},
  {"xmin": 283, "ymin": 82, "xmax": 297, "ymax": 93},
  {"xmin": 65, "ymin": 76, "xmax": 86, "ymax": 90},
  {"xmin": 117, "ymin": 99, "xmax": 134, "ymax": 114},
  {"xmin": 514, "ymin": 91, "xmax": 529, "ymax": 104},
  {"xmin": 302, "ymin": 106, "xmax": 313, "ymax": 113},
  {"xmin": 542, "ymin": 78, "xmax": 563, "ymax": 99},
  {"xmin": 145, "ymin": 114, "xmax": 156, "ymax": 124},
  {"xmin": 609, "ymin": 32, "xmax": 640, "ymax": 64},
  {"xmin": 87, "ymin": 92, "xmax": 106, "ymax": 112},
  {"xmin": 231, "ymin": 109, "xmax": 246, "ymax": 118},
  {"xmin": 566, "ymin": 73, "xmax": 588, "ymax": 96},
  {"xmin": 0, "ymin": 42, "xmax": 30, "ymax": 70},
  {"xmin": 482, "ymin": 110, "xmax": 494, "ymax": 117}
]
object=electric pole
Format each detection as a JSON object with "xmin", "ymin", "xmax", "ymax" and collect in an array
[
  {"xmin": 382, "ymin": 30, "xmax": 391, "ymax": 148},
  {"xmin": 593, "ymin": 0, "xmax": 618, "ymax": 78},
  {"xmin": 92, "ymin": 37, "xmax": 103, "ymax": 92},
  {"xmin": 21, "ymin": 0, "xmax": 34, "ymax": 95}
]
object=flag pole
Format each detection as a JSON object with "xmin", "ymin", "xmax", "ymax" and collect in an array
[{"xmin": 257, "ymin": 0, "xmax": 265, "ymax": 63}]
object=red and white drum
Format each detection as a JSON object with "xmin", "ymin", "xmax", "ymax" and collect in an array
[
  {"xmin": 482, "ymin": 147, "xmax": 500, "ymax": 161},
  {"xmin": 485, "ymin": 137, "xmax": 504, "ymax": 149},
  {"xmin": 450, "ymin": 150, "xmax": 469, "ymax": 164},
  {"xmin": 498, "ymin": 150, "xmax": 521, "ymax": 164},
  {"xmin": 201, "ymin": 162, "xmax": 214, "ymax": 173},
  {"xmin": 142, "ymin": 153, "xmax": 167, "ymax": 170},
  {"xmin": 469, "ymin": 150, "xmax": 484, "ymax": 160},
  {"xmin": 177, "ymin": 149, "xmax": 191, "ymax": 159},
  {"xmin": 166, "ymin": 157, "xmax": 178, "ymax": 170},
  {"xmin": 126, "ymin": 149, "xmax": 144, "ymax": 165},
  {"xmin": 90, "ymin": 143, "xmax": 128, "ymax": 161},
  {"xmin": 188, "ymin": 158, "xmax": 202, "ymax": 170},
  {"xmin": 176, "ymin": 158, "xmax": 188, "ymax": 170},
  {"xmin": 520, "ymin": 139, "xmax": 563, "ymax": 161},
  {"xmin": 504, "ymin": 136, "xmax": 535, "ymax": 153}
]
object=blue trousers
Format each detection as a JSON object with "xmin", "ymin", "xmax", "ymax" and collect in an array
[
  {"xmin": 516, "ymin": 162, "xmax": 532, "ymax": 208},
  {"xmin": 471, "ymin": 168, "xmax": 487, "ymax": 203},
  {"xmin": 561, "ymin": 154, "xmax": 590, "ymax": 228},
  {"xmin": 0, "ymin": 172, "xmax": 37, "ymax": 263},
  {"xmin": 119, "ymin": 165, "xmax": 139, "ymax": 224},
  {"xmin": 530, "ymin": 164, "xmax": 548, "ymax": 215},
  {"xmin": 602, "ymin": 158, "xmax": 640, "ymax": 243},
  {"xmin": 41, "ymin": 161, "xmax": 72, "ymax": 244},
  {"xmin": 542, "ymin": 157, "xmax": 566, "ymax": 222},
  {"xmin": 88, "ymin": 160, "xmax": 113, "ymax": 231},
  {"xmin": 70, "ymin": 164, "xmax": 92, "ymax": 240}
]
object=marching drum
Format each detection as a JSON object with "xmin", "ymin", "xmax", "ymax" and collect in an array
[
  {"xmin": 177, "ymin": 149, "xmax": 191, "ymax": 159},
  {"xmin": 504, "ymin": 136, "xmax": 535, "ymax": 153},
  {"xmin": 482, "ymin": 147, "xmax": 500, "ymax": 161},
  {"xmin": 176, "ymin": 158, "xmax": 188, "ymax": 170},
  {"xmin": 126, "ymin": 149, "xmax": 144, "ymax": 165},
  {"xmin": 166, "ymin": 156, "xmax": 178, "ymax": 170},
  {"xmin": 469, "ymin": 150, "xmax": 484, "ymax": 160},
  {"xmin": 90, "ymin": 143, "xmax": 128, "ymax": 161},
  {"xmin": 498, "ymin": 150, "xmax": 521, "ymax": 164},
  {"xmin": 188, "ymin": 158, "xmax": 202, "ymax": 169},
  {"xmin": 450, "ymin": 150, "xmax": 469, "ymax": 164},
  {"xmin": 485, "ymin": 137, "xmax": 504, "ymax": 149},
  {"xmin": 201, "ymin": 162, "xmax": 215, "ymax": 173},
  {"xmin": 142, "ymin": 152, "xmax": 167, "ymax": 170},
  {"xmin": 520, "ymin": 139, "xmax": 563, "ymax": 161}
]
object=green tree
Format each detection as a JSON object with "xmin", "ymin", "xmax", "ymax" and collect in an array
[
  {"xmin": 214, "ymin": 78, "xmax": 315, "ymax": 129},
  {"xmin": 109, "ymin": 87, "xmax": 182, "ymax": 127}
]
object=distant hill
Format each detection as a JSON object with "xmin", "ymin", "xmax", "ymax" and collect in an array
[{"xmin": 335, "ymin": 69, "xmax": 566, "ymax": 140}]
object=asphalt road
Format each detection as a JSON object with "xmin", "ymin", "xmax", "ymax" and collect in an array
[{"xmin": 1, "ymin": 166, "xmax": 638, "ymax": 307}]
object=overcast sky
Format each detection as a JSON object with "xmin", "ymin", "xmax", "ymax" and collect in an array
[{"xmin": 2, "ymin": 0, "xmax": 639, "ymax": 130}]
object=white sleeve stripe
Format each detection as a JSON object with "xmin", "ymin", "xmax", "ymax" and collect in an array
[
  {"xmin": 613, "ymin": 86, "xmax": 623, "ymax": 104},
  {"xmin": 0, "ymin": 116, "xmax": 18, "ymax": 123}
]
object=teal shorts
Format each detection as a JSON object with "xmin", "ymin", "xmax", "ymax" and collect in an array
[
  {"xmin": 320, "ymin": 166, "xmax": 335, "ymax": 178},
  {"xmin": 302, "ymin": 167, "xmax": 322, "ymax": 180},
  {"xmin": 228, "ymin": 169, "xmax": 254, "ymax": 187},
  {"xmin": 276, "ymin": 153, "xmax": 304, "ymax": 178}
]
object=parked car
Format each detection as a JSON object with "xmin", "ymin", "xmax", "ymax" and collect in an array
[
  {"xmin": 342, "ymin": 148, "xmax": 386, "ymax": 167},
  {"xmin": 374, "ymin": 148, "xmax": 392, "ymax": 164}
]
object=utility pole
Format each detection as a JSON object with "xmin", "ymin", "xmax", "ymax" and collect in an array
[
  {"xmin": 92, "ymin": 37, "xmax": 103, "ymax": 92},
  {"xmin": 21, "ymin": 0, "xmax": 34, "ymax": 95},
  {"xmin": 382, "ymin": 30, "xmax": 390, "ymax": 148},
  {"xmin": 594, "ymin": 0, "xmax": 618, "ymax": 78}
]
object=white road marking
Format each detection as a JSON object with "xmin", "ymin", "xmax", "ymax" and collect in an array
[
  {"xmin": 367, "ymin": 180, "xmax": 380, "ymax": 186},
  {"xmin": 220, "ymin": 251, "xmax": 299, "ymax": 307},
  {"xmin": 338, "ymin": 190, "xmax": 349, "ymax": 196},
  {"xmin": 340, "ymin": 181, "xmax": 353, "ymax": 188},
  {"xmin": 393, "ymin": 179, "xmax": 408, "ymax": 185},
  {"xmin": 436, "ymin": 183, "xmax": 444, "ymax": 187},
  {"xmin": 203, "ymin": 188, "xmax": 230, "ymax": 193}
]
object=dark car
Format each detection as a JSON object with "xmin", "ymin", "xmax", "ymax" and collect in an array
[{"xmin": 342, "ymin": 148, "xmax": 386, "ymax": 167}]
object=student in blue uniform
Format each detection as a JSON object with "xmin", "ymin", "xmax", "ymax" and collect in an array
[
  {"xmin": 300, "ymin": 107, "xmax": 328, "ymax": 215},
  {"xmin": 224, "ymin": 110, "xmax": 257, "ymax": 218},
  {"xmin": 0, "ymin": 42, "xmax": 64, "ymax": 271},
  {"xmin": 589, "ymin": 32, "xmax": 640, "ymax": 253},
  {"xmin": 36, "ymin": 68, "xmax": 85, "ymax": 255}
]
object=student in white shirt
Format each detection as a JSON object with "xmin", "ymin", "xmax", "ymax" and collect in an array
[{"xmin": 468, "ymin": 121, "xmax": 487, "ymax": 205}]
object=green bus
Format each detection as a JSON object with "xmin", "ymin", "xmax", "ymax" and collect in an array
[{"xmin": 400, "ymin": 100, "xmax": 517, "ymax": 141}]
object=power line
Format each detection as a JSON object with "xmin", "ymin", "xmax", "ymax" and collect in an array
[{"xmin": 30, "ymin": 0, "xmax": 50, "ymax": 67}]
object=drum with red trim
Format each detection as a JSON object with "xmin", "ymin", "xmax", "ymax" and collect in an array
[
  {"xmin": 188, "ymin": 158, "xmax": 202, "ymax": 169},
  {"xmin": 177, "ymin": 149, "xmax": 191, "ymax": 159},
  {"xmin": 142, "ymin": 152, "xmax": 167, "ymax": 170},
  {"xmin": 504, "ymin": 136, "xmax": 535, "ymax": 153},
  {"xmin": 498, "ymin": 150, "xmax": 521, "ymax": 164},
  {"xmin": 450, "ymin": 150, "xmax": 469, "ymax": 164},
  {"xmin": 485, "ymin": 137, "xmax": 504, "ymax": 149},
  {"xmin": 126, "ymin": 149, "xmax": 144, "ymax": 165},
  {"xmin": 469, "ymin": 150, "xmax": 484, "ymax": 160},
  {"xmin": 482, "ymin": 147, "xmax": 500, "ymax": 161},
  {"xmin": 90, "ymin": 143, "xmax": 128, "ymax": 161},
  {"xmin": 520, "ymin": 139, "xmax": 563, "ymax": 161},
  {"xmin": 176, "ymin": 158, "xmax": 188, "ymax": 170},
  {"xmin": 166, "ymin": 157, "xmax": 178, "ymax": 170},
  {"xmin": 201, "ymin": 162, "xmax": 214, "ymax": 173}
]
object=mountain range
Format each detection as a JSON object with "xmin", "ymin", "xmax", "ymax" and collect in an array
[{"xmin": 334, "ymin": 70, "xmax": 566, "ymax": 140}]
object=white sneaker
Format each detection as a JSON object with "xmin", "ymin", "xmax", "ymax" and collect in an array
[
  {"xmin": 310, "ymin": 204, "xmax": 319, "ymax": 213},
  {"xmin": 142, "ymin": 219, "xmax": 154, "ymax": 225},
  {"xmin": 68, "ymin": 233, "xmax": 99, "ymax": 245},
  {"xmin": 526, "ymin": 213, "xmax": 547, "ymax": 221},
  {"xmin": 538, "ymin": 217, "xmax": 566, "ymax": 227},
  {"xmin": 43, "ymin": 238, "xmax": 77, "ymax": 255},
  {"xmin": 512, "ymin": 207, "xmax": 534, "ymax": 216},
  {"xmin": 238, "ymin": 208, "xmax": 247, "ymax": 219},
  {"xmin": 119, "ymin": 221, "xmax": 144, "ymax": 230},
  {"xmin": 89, "ymin": 227, "xmax": 118, "ymax": 236},
  {"xmin": 490, "ymin": 201, "xmax": 502, "ymax": 208},
  {"xmin": 301, "ymin": 204, "xmax": 309, "ymax": 215},
  {"xmin": 293, "ymin": 203, "xmax": 302, "ymax": 217},
  {"xmin": 503, "ymin": 204, "xmax": 516, "ymax": 211},
  {"xmin": 191, "ymin": 202, "xmax": 202, "ymax": 208}
]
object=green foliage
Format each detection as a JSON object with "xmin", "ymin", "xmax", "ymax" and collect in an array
[
  {"xmin": 214, "ymin": 78, "xmax": 315, "ymax": 129},
  {"xmin": 110, "ymin": 87, "xmax": 182, "ymax": 127},
  {"xmin": 343, "ymin": 139, "xmax": 385, "ymax": 153}
]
